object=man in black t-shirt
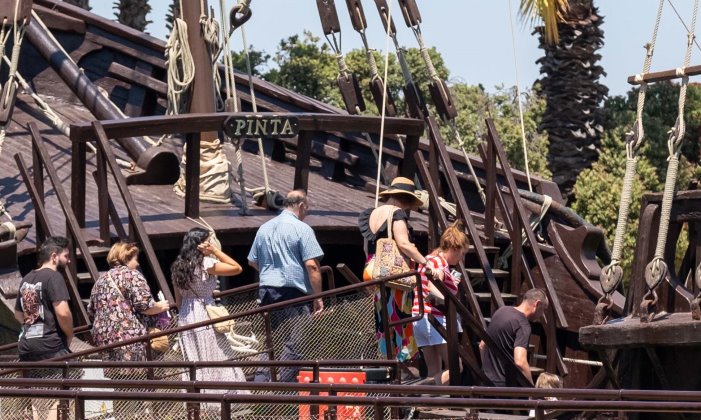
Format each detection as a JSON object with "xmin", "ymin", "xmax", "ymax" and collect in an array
[
  {"xmin": 479, "ymin": 288, "xmax": 548, "ymax": 387},
  {"xmin": 14, "ymin": 236, "xmax": 74, "ymax": 363}
]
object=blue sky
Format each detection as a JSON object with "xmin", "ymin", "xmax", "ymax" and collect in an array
[{"xmin": 93, "ymin": 1, "xmax": 698, "ymax": 96}]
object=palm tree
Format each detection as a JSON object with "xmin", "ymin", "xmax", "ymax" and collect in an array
[
  {"xmin": 520, "ymin": 0, "xmax": 608, "ymax": 198},
  {"xmin": 63, "ymin": 0, "xmax": 90, "ymax": 10},
  {"xmin": 166, "ymin": 0, "xmax": 181, "ymax": 32},
  {"xmin": 113, "ymin": 0, "xmax": 152, "ymax": 31}
]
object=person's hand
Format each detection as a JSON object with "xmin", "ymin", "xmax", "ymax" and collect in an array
[
  {"xmin": 313, "ymin": 298, "xmax": 324, "ymax": 315},
  {"xmin": 66, "ymin": 336, "xmax": 73, "ymax": 349},
  {"xmin": 155, "ymin": 300, "xmax": 170, "ymax": 313},
  {"xmin": 197, "ymin": 242, "xmax": 214, "ymax": 256},
  {"xmin": 428, "ymin": 267, "xmax": 444, "ymax": 281}
]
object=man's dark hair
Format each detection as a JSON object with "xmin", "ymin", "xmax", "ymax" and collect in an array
[
  {"xmin": 37, "ymin": 236, "xmax": 69, "ymax": 265},
  {"xmin": 523, "ymin": 288, "xmax": 548, "ymax": 306}
]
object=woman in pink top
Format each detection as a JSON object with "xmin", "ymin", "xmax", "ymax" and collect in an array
[{"xmin": 412, "ymin": 221, "xmax": 468, "ymax": 384}]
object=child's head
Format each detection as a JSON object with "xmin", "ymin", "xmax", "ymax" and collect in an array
[
  {"xmin": 535, "ymin": 372, "xmax": 562, "ymax": 389},
  {"xmin": 439, "ymin": 220, "xmax": 469, "ymax": 265}
]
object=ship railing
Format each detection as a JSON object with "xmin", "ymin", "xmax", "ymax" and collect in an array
[
  {"xmin": 2, "ymin": 378, "xmax": 701, "ymax": 420},
  {"xmin": 0, "ymin": 270, "xmax": 424, "ymax": 378}
]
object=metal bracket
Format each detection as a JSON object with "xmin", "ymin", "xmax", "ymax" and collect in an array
[
  {"xmin": 593, "ymin": 295, "xmax": 614, "ymax": 325},
  {"xmin": 639, "ymin": 290, "xmax": 658, "ymax": 323},
  {"xmin": 229, "ymin": 3, "xmax": 252, "ymax": 34}
]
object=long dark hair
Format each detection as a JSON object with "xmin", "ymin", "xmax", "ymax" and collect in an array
[{"xmin": 171, "ymin": 227, "xmax": 210, "ymax": 291}]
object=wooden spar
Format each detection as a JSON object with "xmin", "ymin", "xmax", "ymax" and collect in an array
[{"xmin": 23, "ymin": 19, "xmax": 179, "ymax": 184}]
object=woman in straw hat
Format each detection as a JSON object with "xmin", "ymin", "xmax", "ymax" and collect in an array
[{"xmin": 358, "ymin": 177, "xmax": 429, "ymax": 361}]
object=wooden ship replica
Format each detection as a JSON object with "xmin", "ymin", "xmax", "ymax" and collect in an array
[{"xmin": 0, "ymin": 0, "xmax": 697, "ymax": 418}]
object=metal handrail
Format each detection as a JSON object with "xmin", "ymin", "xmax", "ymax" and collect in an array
[{"xmin": 0, "ymin": 270, "xmax": 422, "ymax": 377}]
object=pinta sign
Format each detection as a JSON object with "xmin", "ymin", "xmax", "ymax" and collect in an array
[{"xmin": 224, "ymin": 116, "xmax": 299, "ymax": 138}]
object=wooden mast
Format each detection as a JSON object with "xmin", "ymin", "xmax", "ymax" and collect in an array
[{"xmin": 176, "ymin": 0, "xmax": 231, "ymax": 210}]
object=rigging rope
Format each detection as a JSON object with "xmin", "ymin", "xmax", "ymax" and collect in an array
[
  {"xmin": 220, "ymin": 0, "xmax": 248, "ymax": 215},
  {"xmin": 164, "ymin": 3, "xmax": 196, "ymax": 118},
  {"xmin": 400, "ymin": 2, "xmax": 486, "ymax": 203},
  {"xmin": 374, "ymin": 0, "xmax": 393, "ymax": 209},
  {"xmin": 598, "ymin": 0, "xmax": 665, "ymax": 299},
  {"xmin": 644, "ymin": 0, "xmax": 698, "ymax": 293},
  {"xmin": 0, "ymin": 4, "xmax": 26, "ymax": 157},
  {"xmin": 508, "ymin": 0, "xmax": 533, "ymax": 192}
]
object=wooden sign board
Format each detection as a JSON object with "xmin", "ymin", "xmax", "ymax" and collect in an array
[{"xmin": 224, "ymin": 116, "xmax": 299, "ymax": 138}]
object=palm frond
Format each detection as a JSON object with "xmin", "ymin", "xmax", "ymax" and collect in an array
[{"xmin": 519, "ymin": 0, "xmax": 569, "ymax": 44}]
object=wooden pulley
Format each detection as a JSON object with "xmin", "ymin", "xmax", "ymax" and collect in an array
[
  {"xmin": 344, "ymin": 0, "xmax": 367, "ymax": 32},
  {"xmin": 0, "ymin": 80, "xmax": 18, "ymax": 124},
  {"xmin": 373, "ymin": 0, "xmax": 396, "ymax": 37},
  {"xmin": 337, "ymin": 73, "xmax": 365, "ymax": 114},
  {"xmin": 316, "ymin": 0, "xmax": 341, "ymax": 35},
  {"xmin": 404, "ymin": 81, "xmax": 428, "ymax": 120},
  {"xmin": 398, "ymin": 0, "xmax": 421, "ymax": 27},
  {"xmin": 0, "ymin": 0, "xmax": 32, "ymax": 25},
  {"xmin": 428, "ymin": 79, "xmax": 457, "ymax": 121},
  {"xmin": 369, "ymin": 76, "xmax": 397, "ymax": 117}
]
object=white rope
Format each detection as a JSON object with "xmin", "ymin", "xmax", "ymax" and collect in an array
[
  {"xmin": 164, "ymin": 11, "xmax": 195, "ymax": 117},
  {"xmin": 239, "ymin": 10, "xmax": 271, "ymax": 195},
  {"xmin": 605, "ymin": 0, "xmax": 665, "ymax": 272},
  {"xmin": 650, "ymin": 0, "xmax": 698, "ymax": 265},
  {"xmin": 508, "ymin": 0, "xmax": 533, "ymax": 192},
  {"xmin": 497, "ymin": 195, "xmax": 552, "ymax": 269},
  {"xmin": 374, "ymin": 0, "xmax": 393, "ymax": 209},
  {"xmin": 0, "ymin": 5, "xmax": 26, "ymax": 156},
  {"xmin": 220, "ymin": 0, "xmax": 249, "ymax": 215}
]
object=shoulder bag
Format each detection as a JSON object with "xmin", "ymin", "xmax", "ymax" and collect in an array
[{"xmin": 371, "ymin": 207, "xmax": 416, "ymax": 291}]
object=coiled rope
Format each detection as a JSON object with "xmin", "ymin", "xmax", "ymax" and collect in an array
[{"xmin": 164, "ymin": 1, "xmax": 195, "ymax": 118}]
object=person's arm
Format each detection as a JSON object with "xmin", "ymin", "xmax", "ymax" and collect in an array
[
  {"xmin": 198, "ymin": 243, "xmax": 243, "ymax": 276},
  {"xmin": 478, "ymin": 340, "xmax": 487, "ymax": 363},
  {"xmin": 305, "ymin": 258, "xmax": 323, "ymax": 314},
  {"xmin": 14, "ymin": 310, "xmax": 24, "ymax": 325},
  {"xmin": 53, "ymin": 301, "xmax": 74, "ymax": 348},
  {"xmin": 141, "ymin": 301, "xmax": 170, "ymax": 316},
  {"xmin": 248, "ymin": 260, "xmax": 259, "ymax": 271},
  {"xmin": 514, "ymin": 346, "xmax": 533, "ymax": 385},
  {"xmin": 392, "ymin": 220, "xmax": 427, "ymax": 265},
  {"xmin": 174, "ymin": 286, "xmax": 182, "ymax": 309}
]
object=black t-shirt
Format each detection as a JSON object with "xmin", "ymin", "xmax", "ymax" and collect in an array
[
  {"xmin": 14, "ymin": 268, "xmax": 71, "ymax": 357},
  {"xmin": 358, "ymin": 207, "xmax": 414, "ymax": 255},
  {"xmin": 482, "ymin": 306, "xmax": 531, "ymax": 387}
]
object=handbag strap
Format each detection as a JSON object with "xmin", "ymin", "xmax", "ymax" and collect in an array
[
  {"xmin": 385, "ymin": 206, "xmax": 397, "ymax": 241},
  {"xmin": 106, "ymin": 271, "xmax": 126, "ymax": 302}
]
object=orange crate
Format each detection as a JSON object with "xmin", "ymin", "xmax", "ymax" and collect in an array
[{"xmin": 297, "ymin": 370, "xmax": 366, "ymax": 419}]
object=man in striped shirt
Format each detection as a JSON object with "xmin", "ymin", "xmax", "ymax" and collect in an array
[{"xmin": 248, "ymin": 189, "xmax": 324, "ymax": 381}]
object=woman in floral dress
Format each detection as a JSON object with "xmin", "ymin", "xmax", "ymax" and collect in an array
[
  {"xmin": 89, "ymin": 242, "xmax": 170, "ymax": 362},
  {"xmin": 171, "ymin": 227, "xmax": 247, "ymax": 392},
  {"xmin": 88, "ymin": 242, "xmax": 170, "ymax": 418}
]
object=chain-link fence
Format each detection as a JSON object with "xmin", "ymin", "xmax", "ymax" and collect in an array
[{"xmin": 0, "ymin": 286, "xmax": 385, "ymax": 419}]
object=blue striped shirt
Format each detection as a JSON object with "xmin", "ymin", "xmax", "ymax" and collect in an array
[{"xmin": 247, "ymin": 210, "xmax": 324, "ymax": 294}]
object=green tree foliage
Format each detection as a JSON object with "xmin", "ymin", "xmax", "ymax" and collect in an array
[{"xmin": 227, "ymin": 47, "xmax": 271, "ymax": 77}]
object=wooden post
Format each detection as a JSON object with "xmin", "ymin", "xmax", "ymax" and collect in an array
[
  {"xmin": 399, "ymin": 134, "xmax": 420, "ymax": 180},
  {"xmin": 71, "ymin": 141, "xmax": 86, "ymax": 228},
  {"xmin": 294, "ymin": 131, "xmax": 313, "ymax": 191},
  {"xmin": 484, "ymin": 140, "xmax": 496, "ymax": 246},
  {"xmin": 185, "ymin": 132, "xmax": 201, "ymax": 218}
]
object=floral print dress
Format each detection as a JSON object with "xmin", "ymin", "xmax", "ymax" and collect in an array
[{"xmin": 88, "ymin": 265, "xmax": 156, "ymax": 362}]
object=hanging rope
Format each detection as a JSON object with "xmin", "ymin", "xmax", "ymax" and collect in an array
[
  {"xmin": 596, "ymin": 0, "xmax": 665, "ymax": 314},
  {"xmin": 374, "ymin": 0, "xmax": 393, "ymax": 208},
  {"xmin": 220, "ymin": 0, "xmax": 249, "ymax": 215},
  {"xmin": 398, "ymin": 1, "xmax": 485, "ymax": 204},
  {"xmin": 508, "ymin": 0, "xmax": 533, "ymax": 192},
  {"xmin": 164, "ymin": 2, "xmax": 196, "ymax": 117},
  {"xmin": 642, "ymin": 0, "xmax": 698, "ymax": 318},
  {"xmin": 497, "ymin": 195, "xmax": 552, "ymax": 269}
]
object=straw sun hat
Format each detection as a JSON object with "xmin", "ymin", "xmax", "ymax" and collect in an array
[{"xmin": 378, "ymin": 177, "xmax": 424, "ymax": 208}]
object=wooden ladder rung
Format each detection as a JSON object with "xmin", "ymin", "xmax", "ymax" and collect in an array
[
  {"xmin": 475, "ymin": 292, "xmax": 518, "ymax": 301},
  {"xmin": 465, "ymin": 268, "xmax": 510, "ymax": 278}
]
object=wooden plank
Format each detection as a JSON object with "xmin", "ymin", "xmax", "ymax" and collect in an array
[
  {"xmin": 108, "ymin": 62, "xmax": 167, "ymax": 97},
  {"xmin": 71, "ymin": 141, "xmax": 86, "ymax": 228},
  {"xmin": 579, "ymin": 312, "xmax": 701, "ymax": 348},
  {"xmin": 70, "ymin": 113, "xmax": 426, "ymax": 142},
  {"xmin": 627, "ymin": 64, "xmax": 701, "ymax": 85},
  {"xmin": 279, "ymin": 137, "xmax": 358, "ymax": 167},
  {"xmin": 34, "ymin": 4, "xmax": 86, "ymax": 33}
]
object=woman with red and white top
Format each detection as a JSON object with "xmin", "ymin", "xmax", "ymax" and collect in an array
[{"xmin": 412, "ymin": 220, "xmax": 468, "ymax": 385}]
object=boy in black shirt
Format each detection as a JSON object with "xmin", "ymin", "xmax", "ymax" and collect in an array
[{"xmin": 14, "ymin": 236, "xmax": 73, "ymax": 362}]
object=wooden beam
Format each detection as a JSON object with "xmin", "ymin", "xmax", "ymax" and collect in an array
[
  {"xmin": 294, "ymin": 131, "xmax": 313, "ymax": 191},
  {"xmin": 69, "ymin": 113, "xmax": 426, "ymax": 142},
  {"xmin": 184, "ymin": 132, "xmax": 201, "ymax": 218},
  {"xmin": 108, "ymin": 62, "xmax": 167, "ymax": 96},
  {"xmin": 628, "ymin": 64, "xmax": 701, "ymax": 85}
]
